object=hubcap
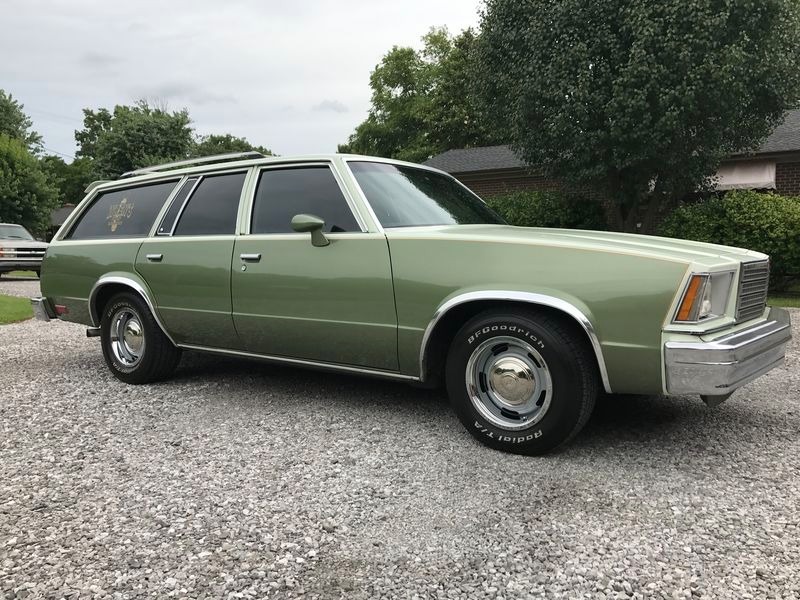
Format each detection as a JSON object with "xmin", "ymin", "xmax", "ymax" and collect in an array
[
  {"xmin": 489, "ymin": 356, "xmax": 535, "ymax": 406},
  {"xmin": 109, "ymin": 308, "xmax": 145, "ymax": 367},
  {"xmin": 465, "ymin": 336, "xmax": 552, "ymax": 431}
]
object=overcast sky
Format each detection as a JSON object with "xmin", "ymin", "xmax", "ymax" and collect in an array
[{"xmin": 1, "ymin": 0, "xmax": 483, "ymax": 161}]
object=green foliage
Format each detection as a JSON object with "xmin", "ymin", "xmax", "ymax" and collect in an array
[
  {"xmin": 485, "ymin": 190, "xmax": 607, "ymax": 230},
  {"xmin": 0, "ymin": 89, "xmax": 42, "ymax": 153},
  {"xmin": 0, "ymin": 134, "xmax": 59, "ymax": 235},
  {"xmin": 0, "ymin": 294, "xmax": 33, "ymax": 324},
  {"xmin": 40, "ymin": 156, "xmax": 94, "ymax": 206},
  {"xmin": 659, "ymin": 191, "xmax": 800, "ymax": 289},
  {"xmin": 339, "ymin": 27, "xmax": 499, "ymax": 162},
  {"xmin": 75, "ymin": 100, "xmax": 194, "ymax": 178},
  {"xmin": 192, "ymin": 134, "xmax": 273, "ymax": 158},
  {"xmin": 475, "ymin": 0, "xmax": 800, "ymax": 232}
]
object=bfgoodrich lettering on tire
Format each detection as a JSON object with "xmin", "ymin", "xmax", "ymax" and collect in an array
[
  {"xmin": 100, "ymin": 291, "xmax": 181, "ymax": 384},
  {"xmin": 446, "ymin": 308, "xmax": 598, "ymax": 455}
]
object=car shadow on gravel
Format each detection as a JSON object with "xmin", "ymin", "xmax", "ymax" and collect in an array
[
  {"xmin": 174, "ymin": 350, "xmax": 449, "ymax": 408},
  {"xmin": 170, "ymin": 351, "xmax": 786, "ymax": 460}
]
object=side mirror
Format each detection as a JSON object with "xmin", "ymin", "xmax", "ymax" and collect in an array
[{"xmin": 291, "ymin": 213, "xmax": 329, "ymax": 247}]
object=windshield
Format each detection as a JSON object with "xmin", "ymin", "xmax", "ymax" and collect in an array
[
  {"xmin": 0, "ymin": 224, "xmax": 34, "ymax": 240},
  {"xmin": 348, "ymin": 161, "xmax": 506, "ymax": 228}
]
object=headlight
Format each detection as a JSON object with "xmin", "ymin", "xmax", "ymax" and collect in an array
[{"xmin": 674, "ymin": 272, "xmax": 734, "ymax": 323}]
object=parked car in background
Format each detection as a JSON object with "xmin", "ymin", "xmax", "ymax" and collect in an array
[
  {"xmin": 31, "ymin": 152, "xmax": 793, "ymax": 455},
  {"xmin": 0, "ymin": 223, "xmax": 48, "ymax": 277}
]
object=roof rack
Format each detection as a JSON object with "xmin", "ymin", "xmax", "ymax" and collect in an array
[{"xmin": 119, "ymin": 151, "xmax": 268, "ymax": 179}]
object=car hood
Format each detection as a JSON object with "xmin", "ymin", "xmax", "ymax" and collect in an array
[
  {"xmin": 385, "ymin": 225, "xmax": 766, "ymax": 268},
  {"xmin": 0, "ymin": 239, "xmax": 48, "ymax": 248}
]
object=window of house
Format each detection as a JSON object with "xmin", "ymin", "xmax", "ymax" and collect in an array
[{"xmin": 251, "ymin": 166, "xmax": 360, "ymax": 234}]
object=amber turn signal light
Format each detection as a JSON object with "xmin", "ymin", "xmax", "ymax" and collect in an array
[{"xmin": 675, "ymin": 274, "xmax": 707, "ymax": 322}]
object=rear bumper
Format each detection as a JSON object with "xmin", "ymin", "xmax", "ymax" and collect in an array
[
  {"xmin": 30, "ymin": 297, "xmax": 56, "ymax": 322},
  {"xmin": 664, "ymin": 307, "xmax": 792, "ymax": 396}
]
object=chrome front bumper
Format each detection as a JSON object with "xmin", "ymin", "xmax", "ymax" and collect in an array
[
  {"xmin": 30, "ymin": 297, "xmax": 56, "ymax": 321},
  {"xmin": 665, "ymin": 307, "xmax": 793, "ymax": 396}
]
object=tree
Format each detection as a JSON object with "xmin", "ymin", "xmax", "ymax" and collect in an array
[
  {"xmin": 474, "ymin": 0, "xmax": 800, "ymax": 232},
  {"xmin": 41, "ymin": 155, "xmax": 95, "ymax": 206},
  {"xmin": 0, "ymin": 89, "xmax": 43, "ymax": 153},
  {"xmin": 339, "ymin": 28, "xmax": 498, "ymax": 162},
  {"xmin": 75, "ymin": 100, "xmax": 194, "ymax": 178},
  {"xmin": 0, "ymin": 134, "xmax": 59, "ymax": 235},
  {"xmin": 192, "ymin": 133, "xmax": 273, "ymax": 158}
]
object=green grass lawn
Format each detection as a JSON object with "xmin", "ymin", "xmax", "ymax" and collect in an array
[
  {"xmin": 0, "ymin": 294, "xmax": 33, "ymax": 324},
  {"xmin": 770, "ymin": 281, "xmax": 800, "ymax": 308},
  {"xmin": 2, "ymin": 270, "xmax": 38, "ymax": 278},
  {"xmin": 768, "ymin": 296, "xmax": 800, "ymax": 308}
]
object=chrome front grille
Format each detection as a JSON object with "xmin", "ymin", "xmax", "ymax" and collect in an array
[
  {"xmin": 0, "ymin": 247, "xmax": 46, "ymax": 259},
  {"xmin": 736, "ymin": 260, "xmax": 770, "ymax": 322}
]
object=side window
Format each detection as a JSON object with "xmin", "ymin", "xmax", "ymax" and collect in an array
[
  {"xmin": 67, "ymin": 180, "xmax": 178, "ymax": 240},
  {"xmin": 251, "ymin": 166, "xmax": 360, "ymax": 234},
  {"xmin": 157, "ymin": 177, "xmax": 199, "ymax": 235},
  {"xmin": 173, "ymin": 172, "xmax": 246, "ymax": 236}
]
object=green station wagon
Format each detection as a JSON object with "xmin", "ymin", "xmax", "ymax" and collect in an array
[{"xmin": 32, "ymin": 151, "xmax": 792, "ymax": 454}]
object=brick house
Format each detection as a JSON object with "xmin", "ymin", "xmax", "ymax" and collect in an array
[{"xmin": 424, "ymin": 109, "xmax": 800, "ymax": 199}]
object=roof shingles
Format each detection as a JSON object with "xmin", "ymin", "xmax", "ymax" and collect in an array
[{"xmin": 425, "ymin": 109, "xmax": 800, "ymax": 173}]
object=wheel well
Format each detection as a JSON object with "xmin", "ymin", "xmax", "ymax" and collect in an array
[
  {"xmin": 421, "ymin": 300, "xmax": 602, "ymax": 387},
  {"xmin": 91, "ymin": 283, "xmax": 139, "ymax": 325}
]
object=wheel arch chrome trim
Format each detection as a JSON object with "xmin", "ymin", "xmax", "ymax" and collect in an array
[
  {"xmin": 419, "ymin": 290, "xmax": 613, "ymax": 393},
  {"xmin": 88, "ymin": 275, "xmax": 177, "ymax": 346}
]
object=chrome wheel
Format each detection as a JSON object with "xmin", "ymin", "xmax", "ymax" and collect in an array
[
  {"xmin": 109, "ymin": 307, "xmax": 145, "ymax": 367},
  {"xmin": 465, "ymin": 336, "xmax": 552, "ymax": 431}
]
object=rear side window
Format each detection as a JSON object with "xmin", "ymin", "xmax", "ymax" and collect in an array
[
  {"xmin": 173, "ymin": 172, "xmax": 246, "ymax": 236},
  {"xmin": 251, "ymin": 166, "xmax": 360, "ymax": 234},
  {"xmin": 67, "ymin": 181, "xmax": 178, "ymax": 240}
]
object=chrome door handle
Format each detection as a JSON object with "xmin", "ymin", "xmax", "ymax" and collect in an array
[
  {"xmin": 240, "ymin": 253, "xmax": 261, "ymax": 262},
  {"xmin": 146, "ymin": 253, "xmax": 163, "ymax": 262}
]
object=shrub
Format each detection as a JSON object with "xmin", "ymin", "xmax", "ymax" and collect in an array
[
  {"xmin": 658, "ymin": 190, "xmax": 800, "ymax": 290},
  {"xmin": 485, "ymin": 190, "xmax": 607, "ymax": 230}
]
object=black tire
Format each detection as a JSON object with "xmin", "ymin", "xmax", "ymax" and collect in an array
[
  {"xmin": 100, "ymin": 292, "xmax": 181, "ymax": 384},
  {"xmin": 446, "ymin": 309, "xmax": 598, "ymax": 455}
]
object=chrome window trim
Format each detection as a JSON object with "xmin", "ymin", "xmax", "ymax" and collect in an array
[
  {"xmin": 340, "ymin": 159, "xmax": 386, "ymax": 234},
  {"xmin": 418, "ymin": 290, "xmax": 613, "ymax": 393},
  {"xmin": 156, "ymin": 176, "xmax": 202, "ymax": 236},
  {"xmin": 244, "ymin": 162, "xmax": 367, "ymax": 235},
  {"xmin": 88, "ymin": 275, "xmax": 177, "ymax": 346}
]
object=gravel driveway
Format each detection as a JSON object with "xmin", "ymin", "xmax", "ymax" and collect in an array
[{"xmin": 1, "ymin": 278, "xmax": 798, "ymax": 599}]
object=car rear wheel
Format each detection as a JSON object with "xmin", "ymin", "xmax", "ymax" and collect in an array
[
  {"xmin": 100, "ymin": 292, "xmax": 181, "ymax": 384},
  {"xmin": 445, "ymin": 309, "xmax": 598, "ymax": 455}
]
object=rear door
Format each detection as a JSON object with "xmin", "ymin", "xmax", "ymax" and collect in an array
[
  {"xmin": 136, "ymin": 170, "xmax": 247, "ymax": 349},
  {"xmin": 231, "ymin": 163, "xmax": 398, "ymax": 370}
]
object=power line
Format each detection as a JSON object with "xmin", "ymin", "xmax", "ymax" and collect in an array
[{"xmin": 43, "ymin": 146, "xmax": 76, "ymax": 160}]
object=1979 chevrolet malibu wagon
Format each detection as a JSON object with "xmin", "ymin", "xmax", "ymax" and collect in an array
[{"xmin": 32, "ymin": 151, "xmax": 793, "ymax": 454}]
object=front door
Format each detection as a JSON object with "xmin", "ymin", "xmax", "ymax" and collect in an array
[
  {"xmin": 231, "ymin": 164, "xmax": 398, "ymax": 370},
  {"xmin": 136, "ymin": 171, "xmax": 247, "ymax": 349}
]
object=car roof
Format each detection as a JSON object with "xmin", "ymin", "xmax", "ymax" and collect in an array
[{"xmin": 91, "ymin": 153, "xmax": 447, "ymax": 194}]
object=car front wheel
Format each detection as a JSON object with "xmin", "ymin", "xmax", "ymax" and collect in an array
[
  {"xmin": 100, "ymin": 292, "xmax": 181, "ymax": 384},
  {"xmin": 446, "ymin": 309, "xmax": 598, "ymax": 455}
]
